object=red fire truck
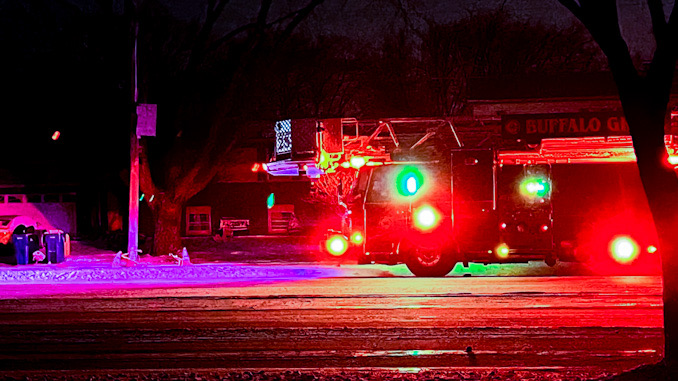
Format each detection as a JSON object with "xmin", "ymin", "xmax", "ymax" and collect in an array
[
  {"xmin": 264, "ymin": 117, "xmax": 673, "ymax": 276},
  {"xmin": 323, "ymin": 135, "xmax": 673, "ymax": 277}
]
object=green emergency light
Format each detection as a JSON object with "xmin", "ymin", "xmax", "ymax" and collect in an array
[
  {"xmin": 396, "ymin": 166, "xmax": 424, "ymax": 197},
  {"xmin": 267, "ymin": 193, "xmax": 275, "ymax": 209},
  {"xmin": 519, "ymin": 176, "xmax": 550, "ymax": 198}
]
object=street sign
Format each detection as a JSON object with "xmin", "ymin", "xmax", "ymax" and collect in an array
[{"xmin": 136, "ymin": 104, "xmax": 157, "ymax": 137}]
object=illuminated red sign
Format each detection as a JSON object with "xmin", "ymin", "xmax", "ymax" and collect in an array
[{"xmin": 502, "ymin": 112, "xmax": 629, "ymax": 141}]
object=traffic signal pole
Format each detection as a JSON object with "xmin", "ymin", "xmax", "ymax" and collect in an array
[{"xmin": 127, "ymin": 1, "xmax": 139, "ymax": 262}]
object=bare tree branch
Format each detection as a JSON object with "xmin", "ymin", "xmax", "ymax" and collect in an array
[
  {"xmin": 184, "ymin": 137, "xmax": 238, "ymax": 201},
  {"xmin": 186, "ymin": 0, "xmax": 230, "ymax": 73},
  {"xmin": 206, "ymin": 1, "xmax": 317, "ymax": 55},
  {"xmin": 256, "ymin": 0, "xmax": 273, "ymax": 30},
  {"xmin": 172, "ymin": 119, "xmax": 225, "ymax": 201},
  {"xmin": 275, "ymin": 0, "xmax": 325, "ymax": 48},
  {"xmin": 557, "ymin": 0, "xmax": 584, "ymax": 20},
  {"xmin": 648, "ymin": 0, "xmax": 667, "ymax": 41},
  {"xmin": 557, "ymin": 1, "xmax": 638, "ymax": 87},
  {"xmin": 243, "ymin": 0, "xmax": 275, "ymax": 53},
  {"xmin": 206, "ymin": 0, "xmax": 216, "ymax": 15},
  {"xmin": 666, "ymin": 1, "xmax": 678, "ymax": 47},
  {"xmin": 205, "ymin": 22, "xmax": 258, "ymax": 54},
  {"xmin": 646, "ymin": 1, "xmax": 678, "ymax": 101},
  {"xmin": 387, "ymin": 0, "xmax": 422, "ymax": 36}
]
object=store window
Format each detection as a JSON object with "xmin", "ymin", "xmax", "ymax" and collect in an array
[
  {"xmin": 26, "ymin": 194, "xmax": 42, "ymax": 203},
  {"xmin": 7, "ymin": 195, "xmax": 24, "ymax": 203},
  {"xmin": 186, "ymin": 206, "xmax": 212, "ymax": 236},
  {"xmin": 43, "ymin": 194, "xmax": 60, "ymax": 203},
  {"xmin": 62, "ymin": 193, "xmax": 77, "ymax": 202}
]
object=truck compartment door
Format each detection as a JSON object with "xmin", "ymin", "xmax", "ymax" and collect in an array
[
  {"xmin": 452, "ymin": 149, "xmax": 497, "ymax": 251},
  {"xmin": 497, "ymin": 164, "xmax": 553, "ymax": 252}
]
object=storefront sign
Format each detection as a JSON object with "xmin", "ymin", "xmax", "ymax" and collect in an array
[{"xmin": 501, "ymin": 112, "xmax": 629, "ymax": 141}]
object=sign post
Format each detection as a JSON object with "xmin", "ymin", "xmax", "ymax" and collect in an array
[
  {"xmin": 128, "ymin": 128, "xmax": 139, "ymax": 263},
  {"xmin": 127, "ymin": 0, "xmax": 158, "ymax": 264},
  {"xmin": 129, "ymin": 100, "xmax": 156, "ymax": 263},
  {"xmin": 127, "ymin": 7, "xmax": 140, "ymax": 264}
]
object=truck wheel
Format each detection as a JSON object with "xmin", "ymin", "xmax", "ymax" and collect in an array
[{"xmin": 403, "ymin": 244, "xmax": 457, "ymax": 277}]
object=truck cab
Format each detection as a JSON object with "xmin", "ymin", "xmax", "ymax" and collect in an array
[{"xmin": 331, "ymin": 149, "xmax": 560, "ymax": 277}]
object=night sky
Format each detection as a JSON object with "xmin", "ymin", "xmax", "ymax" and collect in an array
[{"xmin": 0, "ymin": 0, "xmax": 662, "ymax": 185}]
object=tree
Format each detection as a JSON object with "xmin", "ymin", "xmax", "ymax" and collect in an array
[
  {"xmin": 259, "ymin": 35, "xmax": 364, "ymax": 119},
  {"xmin": 137, "ymin": 0, "xmax": 325, "ymax": 255},
  {"xmin": 361, "ymin": 28, "xmax": 429, "ymax": 117},
  {"xmin": 420, "ymin": 8, "xmax": 603, "ymax": 116},
  {"xmin": 557, "ymin": 0, "xmax": 678, "ymax": 377}
]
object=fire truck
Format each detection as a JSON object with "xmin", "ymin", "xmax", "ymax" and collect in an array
[{"xmin": 266, "ymin": 117, "xmax": 674, "ymax": 277}]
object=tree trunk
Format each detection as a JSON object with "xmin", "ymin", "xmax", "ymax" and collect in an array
[
  {"xmin": 152, "ymin": 197, "xmax": 184, "ymax": 256},
  {"xmin": 626, "ymin": 102, "xmax": 678, "ymax": 370}
]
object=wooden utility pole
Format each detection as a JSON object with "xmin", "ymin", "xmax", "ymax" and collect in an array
[{"xmin": 127, "ymin": 0, "xmax": 139, "ymax": 262}]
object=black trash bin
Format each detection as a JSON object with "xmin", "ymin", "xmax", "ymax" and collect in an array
[
  {"xmin": 44, "ymin": 231, "xmax": 66, "ymax": 264},
  {"xmin": 12, "ymin": 233, "xmax": 40, "ymax": 265}
]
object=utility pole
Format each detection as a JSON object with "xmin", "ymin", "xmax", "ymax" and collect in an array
[{"xmin": 127, "ymin": 0, "xmax": 139, "ymax": 262}]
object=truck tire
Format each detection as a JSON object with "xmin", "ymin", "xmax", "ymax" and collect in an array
[{"xmin": 402, "ymin": 242, "xmax": 457, "ymax": 277}]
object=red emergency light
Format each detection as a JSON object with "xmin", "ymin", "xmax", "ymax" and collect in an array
[
  {"xmin": 609, "ymin": 235, "xmax": 639, "ymax": 264},
  {"xmin": 326, "ymin": 234, "xmax": 348, "ymax": 256},
  {"xmin": 495, "ymin": 243, "xmax": 510, "ymax": 259},
  {"xmin": 413, "ymin": 205, "xmax": 440, "ymax": 231},
  {"xmin": 350, "ymin": 231, "xmax": 364, "ymax": 244}
]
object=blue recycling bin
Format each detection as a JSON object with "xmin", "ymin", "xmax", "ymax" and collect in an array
[
  {"xmin": 44, "ymin": 231, "xmax": 65, "ymax": 264},
  {"xmin": 12, "ymin": 233, "xmax": 40, "ymax": 265}
]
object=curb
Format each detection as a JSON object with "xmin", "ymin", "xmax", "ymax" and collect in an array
[{"xmin": 0, "ymin": 263, "xmax": 347, "ymax": 284}]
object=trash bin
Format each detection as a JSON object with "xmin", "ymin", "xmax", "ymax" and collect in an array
[
  {"xmin": 44, "ymin": 230, "xmax": 66, "ymax": 264},
  {"xmin": 12, "ymin": 233, "xmax": 40, "ymax": 265}
]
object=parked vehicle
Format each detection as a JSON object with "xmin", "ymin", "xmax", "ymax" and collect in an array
[{"xmin": 0, "ymin": 215, "xmax": 40, "ymax": 245}]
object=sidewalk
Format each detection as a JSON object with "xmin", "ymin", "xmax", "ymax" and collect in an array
[
  {"xmin": 0, "ymin": 236, "xmax": 405, "ymax": 284},
  {"xmin": 0, "ymin": 236, "xmax": 652, "ymax": 284}
]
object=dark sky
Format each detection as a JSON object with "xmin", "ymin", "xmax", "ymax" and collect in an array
[
  {"xmin": 0, "ymin": 0, "xmax": 668, "ymax": 181},
  {"xmin": 162, "ymin": 0, "xmax": 663, "ymax": 58}
]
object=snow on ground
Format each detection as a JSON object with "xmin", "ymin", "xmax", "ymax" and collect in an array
[
  {"xmin": 0, "ymin": 236, "xmax": 384, "ymax": 284},
  {"xmin": 0, "ymin": 235, "xmax": 659, "ymax": 284}
]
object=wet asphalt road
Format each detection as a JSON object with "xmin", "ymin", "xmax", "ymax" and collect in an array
[{"xmin": 0, "ymin": 275, "xmax": 664, "ymax": 375}]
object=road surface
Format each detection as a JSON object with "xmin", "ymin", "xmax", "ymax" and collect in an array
[{"xmin": 0, "ymin": 275, "xmax": 663, "ymax": 376}]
